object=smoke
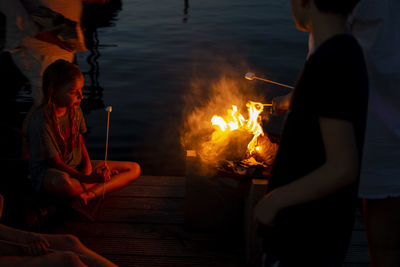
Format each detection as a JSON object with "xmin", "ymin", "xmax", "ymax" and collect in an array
[{"xmin": 180, "ymin": 56, "xmax": 268, "ymax": 165}]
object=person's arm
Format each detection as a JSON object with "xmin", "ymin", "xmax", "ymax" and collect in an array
[
  {"xmin": 272, "ymin": 92, "xmax": 293, "ymax": 114},
  {"xmin": 0, "ymin": 223, "xmax": 50, "ymax": 256},
  {"xmin": 0, "ymin": 195, "xmax": 49, "ymax": 256},
  {"xmin": 47, "ymin": 154, "xmax": 106, "ymax": 184},
  {"xmin": 254, "ymin": 117, "xmax": 359, "ymax": 225},
  {"xmin": 79, "ymin": 134, "xmax": 92, "ymax": 176}
]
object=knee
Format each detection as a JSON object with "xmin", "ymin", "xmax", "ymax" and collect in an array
[
  {"xmin": 62, "ymin": 234, "xmax": 82, "ymax": 248},
  {"xmin": 129, "ymin": 162, "xmax": 141, "ymax": 181},
  {"xmin": 44, "ymin": 170, "xmax": 80, "ymax": 197}
]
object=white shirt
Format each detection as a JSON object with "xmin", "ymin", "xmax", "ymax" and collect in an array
[{"xmin": 350, "ymin": 0, "xmax": 400, "ymax": 198}]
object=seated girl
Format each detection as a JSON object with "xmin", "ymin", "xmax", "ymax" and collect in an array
[{"xmin": 28, "ymin": 59, "xmax": 140, "ymax": 210}]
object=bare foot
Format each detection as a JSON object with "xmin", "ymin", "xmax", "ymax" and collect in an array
[
  {"xmin": 79, "ymin": 191, "xmax": 97, "ymax": 205},
  {"xmin": 69, "ymin": 192, "xmax": 96, "ymax": 222}
]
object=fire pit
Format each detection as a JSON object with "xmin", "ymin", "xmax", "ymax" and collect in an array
[
  {"xmin": 181, "ymin": 74, "xmax": 280, "ymax": 264},
  {"xmin": 185, "ymin": 148, "xmax": 274, "ymax": 266}
]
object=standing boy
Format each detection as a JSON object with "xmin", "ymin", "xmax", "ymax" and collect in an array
[{"xmin": 254, "ymin": 0, "xmax": 368, "ymax": 266}]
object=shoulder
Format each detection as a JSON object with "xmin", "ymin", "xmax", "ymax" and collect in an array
[{"xmin": 312, "ymin": 34, "xmax": 364, "ymax": 63}]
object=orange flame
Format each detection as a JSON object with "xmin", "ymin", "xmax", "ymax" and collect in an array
[{"xmin": 210, "ymin": 101, "xmax": 265, "ymax": 157}]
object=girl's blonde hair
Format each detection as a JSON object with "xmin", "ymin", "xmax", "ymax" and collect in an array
[{"xmin": 42, "ymin": 59, "xmax": 83, "ymax": 157}]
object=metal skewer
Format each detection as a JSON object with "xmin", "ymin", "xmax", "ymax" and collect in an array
[
  {"xmin": 103, "ymin": 106, "xmax": 112, "ymax": 199},
  {"xmin": 245, "ymin": 72, "xmax": 294, "ymax": 90}
]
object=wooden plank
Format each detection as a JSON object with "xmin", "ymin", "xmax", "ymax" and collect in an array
[
  {"xmin": 353, "ymin": 210, "xmax": 366, "ymax": 231},
  {"xmin": 344, "ymin": 245, "xmax": 370, "ymax": 264},
  {"xmin": 132, "ymin": 176, "xmax": 185, "ymax": 187},
  {"xmin": 49, "ymin": 222, "xmax": 217, "ymax": 241},
  {"xmin": 89, "ymin": 209, "xmax": 184, "ymax": 224},
  {"xmin": 79, "ymin": 237, "xmax": 241, "ymax": 258},
  {"xmin": 103, "ymin": 196, "xmax": 184, "ymax": 211},
  {"xmin": 342, "ymin": 264, "xmax": 369, "ymax": 267},
  {"xmin": 349, "ymin": 230, "xmax": 368, "ymax": 246},
  {"xmin": 102, "ymin": 254, "xmax": 243, "ymax": 267},
  {"xmin": 109, "ymin": 185, "xmax": 185, "ymax": 198}
]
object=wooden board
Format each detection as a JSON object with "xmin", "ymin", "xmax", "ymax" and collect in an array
[
  {"xmin": 102, "ymin": 254, "xmax": 242, "ymax": 267},
  {"xmin": 48, "ymin": 222, "xmax": 217, "ymax": 241},
  {"xmin": 46, "ymin": 175, "xmax": 370, "ymax": 266},
  {"xmin": 109, "ymin": 185, "xmax": 185, "ymax": 198}
]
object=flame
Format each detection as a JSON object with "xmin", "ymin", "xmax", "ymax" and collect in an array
[{"xmin": 210, "ymin": 101, "xmax": 265, "ymax": 157}]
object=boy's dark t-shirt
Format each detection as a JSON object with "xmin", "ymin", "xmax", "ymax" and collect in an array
[{"xmin": 262, "ymin": 34, "xmax": 368, "ymax": 263}]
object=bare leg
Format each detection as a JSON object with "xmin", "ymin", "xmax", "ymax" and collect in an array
[
  {"xmin": 42, "ymin": 161, "xmax": 140, "ymax": 203},
  {"xmin": 85, "ymin": 161, "xmax": 140, "ymax": 201},
  {"xmin": 0, "ymin": 234, "xmax": 116, "ymax": 267},
  {"xmin": 42, "ymin": 234, "xmax": 116, "ymax": 267},
  {"xmin": 364, "ymin": 197, "xmax": 400, "ymax": 267},
  {"xmin": 43, "ymin": 169, "xmax": 88, "ymax": 198},
  {"xmin": 0, "ymin": 252, "xmax": 87, "ymax": 267}
]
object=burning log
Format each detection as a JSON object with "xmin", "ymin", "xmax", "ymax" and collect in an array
[{"xmin": 249, "ymin": 134, "xmax": 279, "ymax": 166}]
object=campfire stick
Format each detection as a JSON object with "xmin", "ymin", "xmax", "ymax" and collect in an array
[
  {"xmin": 245, "ymin": 72, "xmax": 294, "ymax": 90},
  {"xmin": 0, "ymin": 239, "xmax": 89, "ymax": 259},
  {"xmin": 103, "ymin": 106, "xmax": 112, "ymax": 199}
]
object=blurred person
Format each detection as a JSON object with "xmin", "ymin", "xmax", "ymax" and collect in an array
[
  {"xmin": 0, "ymin": 0, "xmax": 108, "ymax": 158},
  {"xmin": 350, "ymin": 1, "xmax": 400, "ymax": 266},
  {"xmin": 0, "ymin": 194, "xmax": 117, "ymax": 267}
]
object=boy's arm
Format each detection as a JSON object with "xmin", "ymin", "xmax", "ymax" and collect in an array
[
  {"xmin": 272, "ymin": 92, "xmax": 293, "ymax": 113},
  {"xmin": 254, "ymin": 117, "xmax": 359, "ymax": 225}
]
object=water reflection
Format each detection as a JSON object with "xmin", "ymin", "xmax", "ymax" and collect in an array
[
  {"xmin": 81, "ymin": 0, "xmax": 122, "ymax": 112},
  {"xmin": 0, "ymin": 0, "xmax": 122, "ymax": 158},
  {"xmin": 183, "ymin": 0, "xmax": 189, "ymax": 23}
]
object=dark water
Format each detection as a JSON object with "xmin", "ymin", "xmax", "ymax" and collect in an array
[{"xmin": 5, "ymin": 0, "xmax": 308, "ymax": 175}]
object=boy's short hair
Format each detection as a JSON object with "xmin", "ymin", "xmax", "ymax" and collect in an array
[{"xmin": 314, "ymin": 0, "xmax": 360, "ymax": 15}]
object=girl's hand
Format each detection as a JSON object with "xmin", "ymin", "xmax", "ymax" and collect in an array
[
  {"xmin": 254, "ymin": 190, "xmax": 281, "ymax": 226},
  {"xmin": 86, "ymin": 164, "xmax": 111, "ymax": 183},
  {"xmin": 18, "ymin": 233, "xmax": 50, "ymax": 256}
]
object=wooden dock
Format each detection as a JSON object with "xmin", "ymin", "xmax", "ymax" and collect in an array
[{"xmin": 45, "ymin": 176, "xmax": 370, "ymax": 267}]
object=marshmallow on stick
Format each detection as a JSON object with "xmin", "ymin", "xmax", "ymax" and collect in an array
[{"xmin": 245, "ymin": 72, "xmax": 294, "ymax": 89}]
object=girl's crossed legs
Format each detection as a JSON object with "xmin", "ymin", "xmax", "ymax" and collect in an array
[{"xmin": 43, "ymin": 160, "xmax": 140, "ymax": 203}]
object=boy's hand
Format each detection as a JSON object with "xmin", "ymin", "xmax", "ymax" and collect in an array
[
  {"xmin": 254, "ymin": 190, "xmax": 281, "ymax": 226},
  {"xmin": 272, "ymin": 92, "xmax": 293, "ymax": 115},
  {"xmin": 18, "ymin": 233, "xmax": 50, "ymax": 256}
]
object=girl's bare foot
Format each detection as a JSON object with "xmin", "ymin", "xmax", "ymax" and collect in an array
[
  {"xmin": 69, "ymin": 191, "xmax": 96, "ymax": 222},
  {"xmin": 79, "ymin": 191, "xmax": 97, "ymax": 205}
]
